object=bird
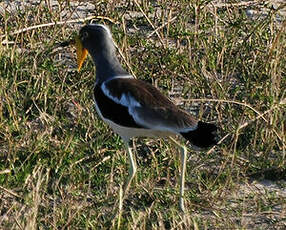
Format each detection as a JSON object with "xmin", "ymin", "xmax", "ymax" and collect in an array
[{"xmin": 66, "ymin": 23, "xmax": 218, "ymax": 211}]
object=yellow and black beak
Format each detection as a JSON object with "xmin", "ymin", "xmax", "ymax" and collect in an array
[
  {"xmin": 74, "ymin": 36, "xmax": 88, "ymax": 72},
  {"xmin": 60, "ymin": 35, "xmax": 88, "ymax": 71}
]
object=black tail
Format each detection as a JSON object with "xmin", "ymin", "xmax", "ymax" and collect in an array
[{"xmin": 180, "ymin": 121, "xmax": 218, "ymax": 148}]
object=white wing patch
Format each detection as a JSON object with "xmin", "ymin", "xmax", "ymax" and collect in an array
[
  {"xmin": 101, "ymin": 82, "xmax": 141, "ymax": 108},
  {"xmin": 120, "ymin": 94, "xmax": 141, "ymax": 107},
  {"xmin": 111, "ymin": 75, "xmax": 134, "ymax": 80},
  {"xmin": 100, "ymin": 79, "xmax": 197, "ymax": 134}
]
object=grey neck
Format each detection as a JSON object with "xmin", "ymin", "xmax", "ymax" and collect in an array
[{"xmin": 91, "ymin": 48, "xmax": 129, "ymax": 84}]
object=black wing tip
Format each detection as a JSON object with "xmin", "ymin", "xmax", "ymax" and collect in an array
[{"xmin": 181, "ymin": 121, "xmax": 218, "ymax": 149}]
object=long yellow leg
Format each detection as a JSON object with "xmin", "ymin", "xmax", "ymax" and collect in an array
[
  {"xmin": 115, "ymin": 140, "xmax": 137, "ymax": 228},
  {"xmin": 123, "ymin": 139, "xmax": 137, "ymax": 197},
  {"xmin": 169, "ymin": 137, "xmax": 187, "ymax": 212}
]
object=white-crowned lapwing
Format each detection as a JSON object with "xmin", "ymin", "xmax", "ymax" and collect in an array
[{"xmin": 67, "ymin": 24, "xmax": 218, "ymax": 211}]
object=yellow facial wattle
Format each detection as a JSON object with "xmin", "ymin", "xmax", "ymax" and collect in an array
[{"xmin": 75, "ymin": 36, "xmax": 88, "ymax": 72}]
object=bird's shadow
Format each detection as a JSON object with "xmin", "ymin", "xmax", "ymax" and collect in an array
[{"xmin": 247, "ymin": 167, "xmax": 286, "ymax": 181}]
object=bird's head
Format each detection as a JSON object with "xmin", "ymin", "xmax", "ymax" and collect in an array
[{"xmin": 73, "ymin": 24, "xmax": 114, "ymax": 71}]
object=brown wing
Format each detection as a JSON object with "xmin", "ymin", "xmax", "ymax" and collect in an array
[{"xmin": 103, "ymin": 78, "xmax": 198, "ymax": 133}]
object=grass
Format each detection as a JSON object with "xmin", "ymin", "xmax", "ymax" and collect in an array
[{"xmin": 0, "ymin": 0, "xmax": 286, "ymax": 229}]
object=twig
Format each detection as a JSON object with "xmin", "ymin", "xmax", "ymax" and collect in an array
[
  {"xmin": 147, "ymin": 16, "xmax": 177, "ymax": 38},
  {"xmin": 237, "ymin": 103, "xmax": 283, "ymax": 133},
  {"xmin": 183, "ymin": 97, "xmax": 286, "ymax": 148},
  {"xmin": 206, "ymin": 133, "xmax": 230, "ymax": 155},
  {"xmin": 133, "ymin": 0, "xmax": 165, "ymax": 48},
  {"xmin": 0, "ymin": 169, "xmax": 11, "ymax": 174},
  {"xmin": 113, "ymin": 41, "xmax": 137, "ymax": 79},
  {"xmin": 91, "ymin": 156, "xmax": 111, "ymax": 171},
  {"xmin": 0, "ymin": 15, "xmax": 118, "ymax": 40},
  {"xmin": 14, "ymin": 217, "xmax": 24, "ymax": 230},
  {"xmin": 182, "ymin": 98, "xmax": 267, "ymax": 122},
  {"xmin": 70, "ymin": 150, "xmax": 110, "ymax": 169},
  {"xmin": 0, "ymin": 185, "xmax": 23, "ymax": 200},
  {"xmin": 208, "ymin": 1, "xmax": 262, "ymax": 8},
  {"xmin": 267, "ymin": 19, "xmax": 286, "ymax": 63}
]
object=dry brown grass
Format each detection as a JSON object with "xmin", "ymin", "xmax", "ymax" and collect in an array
[{"xmin": 0, "ymin": 0, "xmax": 285, "ymax": 229}]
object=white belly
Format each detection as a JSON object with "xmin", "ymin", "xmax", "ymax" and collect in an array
[
  {"xmin": 94, "ymin": 101, "xmax": 175, "ymax": 141},
  {"xmin": 104, "ymin": 117, "xmax": 176, "ymax": 141}
]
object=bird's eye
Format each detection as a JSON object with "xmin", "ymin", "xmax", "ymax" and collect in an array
[{"xmin": 81, "ymin": 31, "xmax": 89, "ymax": 40}]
